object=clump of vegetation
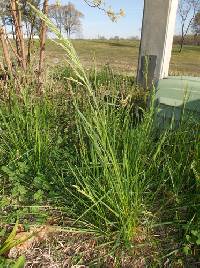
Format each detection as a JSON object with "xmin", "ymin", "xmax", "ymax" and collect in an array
[
  {"xmin": 0, "ymin": 62, "xmax": 199, "ymax": 266},
  {"xmin": 0, "ymin": 2, "xmax": 199, "ymax": 267}
]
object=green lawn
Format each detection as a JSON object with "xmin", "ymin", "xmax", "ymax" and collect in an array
[{"xmin": 45, "ymin": 39, "xmax": 200, "ymax": 76}]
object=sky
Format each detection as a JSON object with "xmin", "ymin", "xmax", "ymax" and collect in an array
[
  {"xmin": 49, "ymin": 0, "xmax": 181, "ymax": 39},
  {"xmin": 49, "ymin": 0, "xmax": 144, "ymax": 39}
]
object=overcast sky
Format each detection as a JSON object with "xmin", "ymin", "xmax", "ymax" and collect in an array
[{"xmin": 49, "ymin": 0, "xmax": 181, "ymax": 39}]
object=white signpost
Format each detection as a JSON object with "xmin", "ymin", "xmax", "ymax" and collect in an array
[{"xmin": 137, "ymin": 0, "xmax": 179, "ymax": 86}]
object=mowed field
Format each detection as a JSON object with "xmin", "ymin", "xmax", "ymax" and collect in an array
[
  {"xmin": 0, "ymin": 39, "xmax": 200, "ymax": 76},
  {"xmin": 45, "ymin": 39, "xmax": 200, "ymax": 76}
]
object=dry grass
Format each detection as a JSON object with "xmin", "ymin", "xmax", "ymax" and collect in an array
[{"xmin": 7, "ymin": 225, "xmax": 158, "ymax": 268}]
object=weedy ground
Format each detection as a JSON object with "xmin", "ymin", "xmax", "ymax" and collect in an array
[{"xmin": 0, "ymin": 63, "xmax": 199, "ymax": 267}]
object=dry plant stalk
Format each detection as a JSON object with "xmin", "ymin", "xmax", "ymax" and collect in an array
[
  {"xmin": 0, "ymin": 61, "xmax": 8, "ymax": 90},
  {"xmin": 10, "ymin": 0, "xmax": 26, "ymax": 70},
  {"xmin": 0, "ymin": 27, "xmax": 12, "ymax": 73},
  {"xmin": 38, "ymin": 0, "xmax": 49, "ymax": 93},
  {"xmin": 0, "ymin": 62, "xmax": 5, "ymax": 72},
  {"xmin": 6, "ymin": 35, "xmax": 22, "ymax": 64}
]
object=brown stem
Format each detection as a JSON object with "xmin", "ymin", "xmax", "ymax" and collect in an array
[
  {"xmin": 10, "ymin": 0, "xmax": 26, "ymax": 70},
  {"xmin": 27, "ymin": 18, "xmax": 36, "ymax": 64},
  {"xmin": 0, "ymin": 27, "xmax": 12, "ymax": 73},
  {"xmin": 6, "ymin": 34, "xmax": 23, "ymax": 63},
  {"xmin": 38, "ymin": 0, "xmax": 49, "ymax": 94}
]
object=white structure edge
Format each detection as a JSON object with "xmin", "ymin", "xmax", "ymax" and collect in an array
[{"xmin": 138, "ymin": 0, "xmax": 179, "ymax": 81}]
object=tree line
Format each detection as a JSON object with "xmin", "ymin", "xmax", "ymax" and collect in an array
[{"xmin": 177, "ymin": 0, "xmax": 200, "ymax": 51}]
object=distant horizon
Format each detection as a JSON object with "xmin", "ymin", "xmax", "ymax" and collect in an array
[{"xmin": 7, "ymin": 34, "xmax": 192, "ymax": 41}]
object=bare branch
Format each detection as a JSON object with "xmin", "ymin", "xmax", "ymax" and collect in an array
[{"xmin": 83, "ymin": 0, "xmax": 125, "ymax": 22}]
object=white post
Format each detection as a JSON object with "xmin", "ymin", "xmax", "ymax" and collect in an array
[{"xmin": 137, "ymin": 0, "xmax": 178, "ymax": 84}]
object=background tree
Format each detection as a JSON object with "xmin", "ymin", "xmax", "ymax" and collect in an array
[
  {"xmin": 0, "ymin": 1, "xmax": 15, "ymax": 39},
  {"xmin": 192, "ymin": 11, "xmax": 200, "ymax": 45},
  {"xmin": 63, "ymin": 2, "xmax": 84, "ymax": 38},
  {"xmin": 178, "ymin": 0, "xmax": 200, "ymax": 52},
  {"xmin": 192, "ymin": 11, "xmax": 200, "ymax": 34},
  {"xmin": 48, "ymin": 2, "xmax": 84, "ymax": 37},
  {"xmin": 21, "ymin": 0, "xmax": 41, "ymax": 37},
  {"xmin": 48, "ymin": 3, "xmax": 65, "ymax": 34},
  {"xmin": 21, "ymin": 0, "xmax": 42, "ymax": 62},
  {"xmin": 0, "ymin": 0, "xmax": 42, "ymax": 63},
  {"xmin": 0, "ymin": 1, "xmax": 9, "ymax": 26}
]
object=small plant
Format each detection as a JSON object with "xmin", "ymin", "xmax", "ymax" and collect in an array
[
  {"xmin": 182, "ymin": 214, "xmax": 200, "ymax": 257},
  {"xmin": 183, "ymin": 229, "xmax": 200, "ymax": 255},
  {"xmin": 0, "ymin": 221, "xmax": 27, "ymax": 268}
]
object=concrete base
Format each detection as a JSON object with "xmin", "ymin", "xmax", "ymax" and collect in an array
[{"xmin": 155, "ymin": 76, "xmax": 200, "ymax": 128}]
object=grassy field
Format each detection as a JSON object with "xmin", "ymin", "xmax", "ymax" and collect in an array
[
  {"xmin": 1, "ymin": 39, "xmax": 199, "ymax": 76},
  {"xmin": 45, "ymin": 39, "xmax": 200, "ymax": 76}
]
